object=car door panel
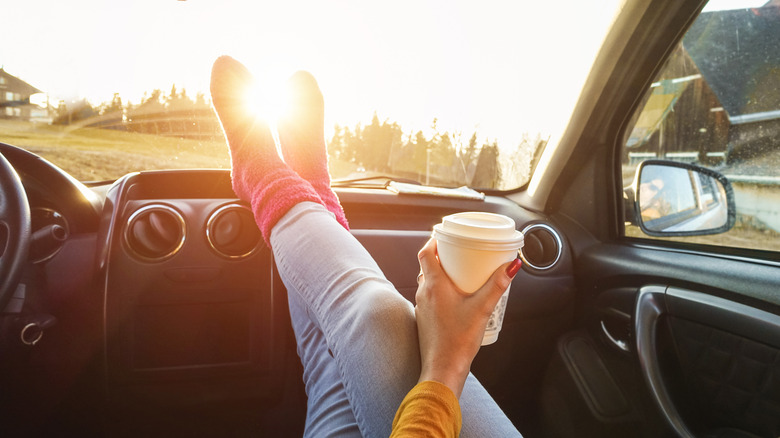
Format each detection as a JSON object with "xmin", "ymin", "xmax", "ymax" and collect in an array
[
  {"xmin": 543, "ymin": 238, "xmax": 780, "ymax": 438},
  {"xmin": 636, "ymin": 286, "xmax": 780, "ymax": 438},
  {"xmin": 577, "ymin": 244, "xmax": 780, "ymax": 306}
]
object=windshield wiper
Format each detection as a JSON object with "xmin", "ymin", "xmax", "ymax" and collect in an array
[
  {"xmin": 332, "ymin": 176, "xmax": 485, "ymax": 201},
  {"xmin": 331, "ymin": 175, "xmax": 423, "ymax": 189}
]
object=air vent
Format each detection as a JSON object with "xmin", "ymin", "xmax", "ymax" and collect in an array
[
  {"xmin": 206, "ymin": 204, "xmax": 261, "ymax": 259},
  {"xmin": 124, "ymin": 205, "xmax": 185, "ymax": 262},
  {"xmin": 520, "ymin": 223, "xmax": 562, "ymax": 270}
]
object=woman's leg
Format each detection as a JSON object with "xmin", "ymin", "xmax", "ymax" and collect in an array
[
  {"xmin": 211, "ymin": 56, "xmax": 519, "ymax": 437},
  {"xmin": 286, "ymin": 290, "xmax": 361, "ymax": 437},
  {"xmin": 272, "ymin": 202, "xmax": 521, "ymax": 437}
]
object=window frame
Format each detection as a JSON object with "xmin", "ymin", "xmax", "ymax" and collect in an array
[{"xmin": 615, "ymin": 3, "xmax": 780, "ymax": 261}]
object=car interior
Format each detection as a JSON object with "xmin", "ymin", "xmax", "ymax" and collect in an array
[{"xmin": 1, "ymin": 0, "xmax": 779, "ymax": 437}]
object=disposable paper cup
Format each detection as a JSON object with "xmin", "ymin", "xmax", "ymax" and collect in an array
[{"xmin": 432, "ymin": 212, "xmax": 523, "ymax": 345}]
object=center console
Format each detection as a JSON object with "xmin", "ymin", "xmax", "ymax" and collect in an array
[{"xmin": 97, "ymin": 170, "xmax": 298, "ymax": 414}]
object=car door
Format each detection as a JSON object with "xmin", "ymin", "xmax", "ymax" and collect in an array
[{"xmin": 529, "ymin": 0, "xmax": 780, "ymax": 437}]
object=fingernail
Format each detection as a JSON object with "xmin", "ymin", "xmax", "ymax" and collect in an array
[{"xmin": 506, "ymin": 258, "xmax": 522, "ymax": 278}]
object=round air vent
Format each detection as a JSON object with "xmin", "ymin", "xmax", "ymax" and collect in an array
[
  {"xmin": 124, "ymin": 205, "xmax": 185, "ymax": 262},
  {"xmin": 206, "ymin": 204, "xmax": 261, "ymax": 259},
  {"xmin": 520, "ymin": 223, "xmax": 562, "ymax": 270}
]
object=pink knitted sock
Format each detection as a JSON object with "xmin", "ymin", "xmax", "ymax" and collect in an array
[
  {"xmin": 277, "ymin": 71, "xmax": 349, "ymax": 230},
  {"xmin": 210, "ymin": 56, "xmax": 323, "ymax": 246}
]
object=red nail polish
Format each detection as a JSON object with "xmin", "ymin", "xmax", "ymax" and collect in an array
[{"xmin": 506, "ymin": 258, "xmax": 522, "ymax": 277}]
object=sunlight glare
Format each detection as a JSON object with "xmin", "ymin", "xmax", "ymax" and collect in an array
[{"xmin": 243, "ymin": 80, "xmax": 290, "ymax": 128}]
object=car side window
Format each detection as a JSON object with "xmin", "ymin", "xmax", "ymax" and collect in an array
[{"xmin": 621, "ymin": 1, "xmax": 780, "ymax": 254}]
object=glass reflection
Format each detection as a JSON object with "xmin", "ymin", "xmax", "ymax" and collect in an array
[{"xmin": 638, "ymin": 164, "xmax": 729, "ymax": 233}]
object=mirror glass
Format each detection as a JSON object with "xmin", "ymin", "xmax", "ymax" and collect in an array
[{"xmin": 638, "ymin": 164, "xmax": 730, "ymax": 233}]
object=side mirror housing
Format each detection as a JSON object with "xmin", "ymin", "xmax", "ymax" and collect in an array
[{"xmin": 628, "ymin": 160, "xmax": 735, "ymax": 237}]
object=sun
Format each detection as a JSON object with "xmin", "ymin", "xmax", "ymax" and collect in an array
[{"xmin": 243, "ymin": 80, "xmax": 290, "ymax": 127}]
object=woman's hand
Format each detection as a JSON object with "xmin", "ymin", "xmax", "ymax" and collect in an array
[{"xmin": 414, "ymin": 238, "xmax": 521, "ymax": 398}]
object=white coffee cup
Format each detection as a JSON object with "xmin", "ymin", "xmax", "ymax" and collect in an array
[{"xmin": 432, "ymin": 212, "xmax": 524, "ymax": 345}]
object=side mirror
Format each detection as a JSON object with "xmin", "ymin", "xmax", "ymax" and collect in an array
[{"xmin": 628, "ymin": 160, "xmax": 735, "ymax": 236}]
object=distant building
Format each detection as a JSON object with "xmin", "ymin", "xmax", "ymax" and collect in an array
[
  {"xmin": 0, "ymin": 68, "xmax": 49, "ymax": 122},
  {"xmin": 625, "ymin": 5, "xmax": 780, "ymax": 167}
]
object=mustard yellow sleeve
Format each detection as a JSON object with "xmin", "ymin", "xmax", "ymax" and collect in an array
[{"xmin": 390, "ymin": 380, "xmax": 462, "ymax": 438}]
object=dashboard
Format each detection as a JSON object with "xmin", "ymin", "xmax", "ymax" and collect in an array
[{"xmin": 2, "ymin": 142, "xmax": 575, "ymax": 433}]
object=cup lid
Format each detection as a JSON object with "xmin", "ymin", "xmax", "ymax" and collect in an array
[{"xmin": 433, "ymin": 212, "xmax": 523, "ymax": 248}]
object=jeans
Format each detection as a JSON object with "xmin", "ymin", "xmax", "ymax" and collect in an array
[{"xmin": 271, "ymin": 202, "xmax": 522, "ymax": 437}]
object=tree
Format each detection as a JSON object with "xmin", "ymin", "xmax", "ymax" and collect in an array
[
  {"xmin": 461, "ymin": 132, "xmax": 479, "ymax": 181},
  {"xmin": 194, "ymin": 92, "xmax": 208, "ymax": 107},
  {"xmin": 358, "ymin": 113, "xmax": 383, "ymax": 169},
  {"xmin": 328, "ymin": 124, "xmax": 345, "ymax": 161},
  {"xmin": 344, "ymin": 123, "xmax": 362, "ymax": 165},
  {"xmin": 52, "ymin": 99, "xmax": 97, "ymax": 125},
  {"xmin": 412, "ymin": 130, "xmax": 430, "ymax": 181},
  {"xmin": 471, "ymin": 140, "xmax": 501, "ymax": 189},
  {"xmin": 100, "ymin": 93, "xmax": 123, "ymax": 116},
  {"xmin": 324, "ymin": 115, "xmax": 520, "ymax": 188},
  {"xmin": 166, "ymin": 84, "xmax": 194, "ymax": 110},
  {"xmin": 360, "ymin": 113, "xmax": 403, "ymax": 173},
  {"xmin": 140, "ymin": 89, "xmax": 165, "ymax": 112}
]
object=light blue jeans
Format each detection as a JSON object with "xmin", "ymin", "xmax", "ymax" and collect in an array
[{"xmin": 270, "ymin": 202, "xmax": 522, "ymax": 437}]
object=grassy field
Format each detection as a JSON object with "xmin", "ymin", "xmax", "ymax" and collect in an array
[
  {"xmin": 0, "ymin": 120, "xmax": 361, "ymax": 183},
  {"xmin": 0, "ymin": 120, "xmax": 231, "ymax": 181}
]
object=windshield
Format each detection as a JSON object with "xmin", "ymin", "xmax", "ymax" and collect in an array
[{"xmin": 1, "ymin": 0, "xmax": 619, "ymax": 188}]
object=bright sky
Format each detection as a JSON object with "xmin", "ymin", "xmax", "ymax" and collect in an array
[{"xmin": 3, "ymin": 0, "xmax": 624, "ymax": 146}]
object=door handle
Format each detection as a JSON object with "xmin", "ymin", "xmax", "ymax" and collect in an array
[
  {"xmin": 635, "ymin": 285, "xmax": 696, "ymax": 438},
  {"xmin": 600, "ymin": 319, "xmax": 630, "ymax": 352}
]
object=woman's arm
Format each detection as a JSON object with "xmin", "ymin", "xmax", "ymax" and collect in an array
[
  {"xmin": 390, "ymin": 380, "xmax": 462, "ymax": 437},
  {"xmin": 415, "ymin": 237, "xmax": 520, "ymax": 398},
  {"xmin": 390, "ymin": 238, "xmax": 521, "ymax": 436}
]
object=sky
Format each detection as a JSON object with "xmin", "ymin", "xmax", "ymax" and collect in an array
[{"xmin": 5, "ymin": 0, "xmax": 624, "ymax": 146}]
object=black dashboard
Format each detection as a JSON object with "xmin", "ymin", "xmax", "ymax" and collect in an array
[
  {"xmin": 99, "ymin": 171, "xmax": 284, "ymax": 408},
  {"xmin": 2, "ymin": 143, "xmax": 576, "ymax": 434}
]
